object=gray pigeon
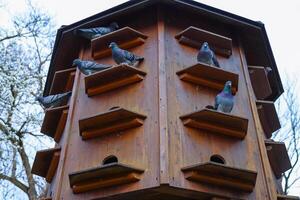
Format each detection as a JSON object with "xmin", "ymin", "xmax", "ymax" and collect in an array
[
  {"xmin": 72, "ymin": 59, "xmax": 112, "ymax": 75},
  {"xmin": 36, "ymin": 91, "xmax": 72, "ymax": 109},
  {"xmin": 197, "ymin": 42, "xmax": 220, "ymax": 67},
  {"xmin": 74, "ymin": 22, "xmax": 119, "ymax": 40},
  {"xmin": 214, "ymin": 81, "xmax": 234, "ymax": 113},
  {"xmin": 109, "ymin": 42, "xmax": 144, "ymax": 66}
]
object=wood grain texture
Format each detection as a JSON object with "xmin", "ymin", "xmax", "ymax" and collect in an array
[{"xmin": 53, "ymin": 109, "xmax": 69, "ymax": 142}]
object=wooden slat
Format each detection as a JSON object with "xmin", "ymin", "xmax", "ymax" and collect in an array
[
  {"xmin": 85, "ymin": 64, "xmax": 147, "ymax": 97},
  {"xmin": 49, "ymin": 67, "xmax": 76, "ymax": 95},
  {"xmin": 175, "ymin": 26, "xmax": 232, "ymax": 57},
  {"xmin": 69, "ymin": 163, "xmax": 144, "ymax": 193},
  {"xmin": 277, "ymin": 194, "xmax": 300, "ymax": 200},
  {"xmin": 265, "ymin": 140, "xmax": 292, "ymax": 178},
  {"xmin": 176, "ymin": 62, "xmax": 238, "ymax": 94},
  {"xmin": 79, "ymin": 108, "xmax": 146, "ymax": 140},
  {"xmin": 41, "ymin": 105, "xmax": 69, "ymax": 138},
  {"xmin": 53, "ymin": 110, "xmax": 68, "ymax": 142},
  {"xmin": 32, "ymin": 147, "xmax": 61, "ymax": 178},
  {"xmin": 248, "ymin": 66, "xmax": 272, "ymax": 100},
  {"xmin": 256, "ymin": 100, "xmax": 281, "ymax": 138},
  {"xmin": 91, "ymin": 27, "xmax": 148, "ymax": 59},
  {"xmin": 180, "ymin": 108, "xmax": 248, "ymax": 139},
  {"xmin": 181, "ymin": 162, "xmax": 257, "ymax": 192},
  {"xmin": 45, "ymin": 151, "xmax": 61, "ymax": 183}
]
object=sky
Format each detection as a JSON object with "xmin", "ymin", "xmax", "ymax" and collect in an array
[{"xmin": 1, "ymin": 0, "xmax": 300, "ymax": 197}]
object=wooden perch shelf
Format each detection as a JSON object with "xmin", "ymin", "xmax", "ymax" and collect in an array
[
  {"xmin": 180, "ymin": 108, "xmax": 248, "ymax": 139},
  {"xmin": 265, "ymin": 140, "xmax": 291, "ymax": 179},
  {"xmin": 277, "ymin": 194, "xmax": 300, "ymax": 200},
  {"xmin": 256, "ymin": 100, "xmax": 281, "ymax": 138},
  {"xmin": 248, "ymin": 66, "xmax": 272, "ymax": 100},
  {"xmin": 85, "ymin": 64, "xmax": 147, "ymax": 97},
  {"xmin": 49, "ymin": 67, "xmax": 76, "ymax": 95},
  {"xmin": 79, "ymin": 107, "xmax": 146, "ymax": 140},
  {"xmin": 32, "ymin": 147, "xmax": 61, "ymax": 183},
  {"xmin": 175, "ymin": 26, "xmax": 232, "ymax": 57},
  {"xmin": 91, "ymin": 27, "xmax": 148, "ymax": 59},
  {"xmin": 41, "ymin": 105, "xmax": 69, "ymax": 142},
  {"xmin": 176, "ymin": 62, "xmax": 238, "ymax": 94},
  {"xmin": 69, "ymin": 163, "xmax": 144, "ymax": 194},
  {"xmin": 181, "ymin": 162, "xmax": 257, "ymax": 192}
]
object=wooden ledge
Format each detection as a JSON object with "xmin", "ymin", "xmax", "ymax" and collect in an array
[
  {"xmin": 91, "ymin": 27, "xmax": 148, "ymax": 59},
  {"xmin": 69, "ymin": 163, "xmax": 144, "ymax": 194},
  {"xmin": 41, "ymin": 105, "xmax": 69, "ymax": 142},
  {"xmin": 176, "ymin": 62, "xmax": 238, "ymax": 94},
  {"xmin": 181, "ymin": 161, "xmax": 257, "ymax": 192},
  {"xmin": 180, "ymin": 108, "xmax": 248, "ymax": 139},
  {"xmin": 175, "ymin": 26, "xmax": 232, "ymax": 57},
  {"xmin": 248, "ymin": 66, "xmax": 272, "ymax": 100},
  {"xmin": 85, "ymin": 64, "xmax": 147, "ymax": 97},
  {"xmin": 79, "ymin": 107, "xmax": 146, "ymax": 140},
  {"xmin": 49, "ymin": 67, "xmax": 76, "ymax": 95},
  {"xmin": 32, "ymin": 147, "xmax": 61, "ymax": 183},
  {"xmin": 277, "ymin": 194, "xmax": 300, "ymax": 200},
  {"xmin": 256, "ymin": 100, "xmax": 281, "ymax": 138},
  {"xmin": 265, "ymin": 140, "xmax": 292, "ymax": 178}
]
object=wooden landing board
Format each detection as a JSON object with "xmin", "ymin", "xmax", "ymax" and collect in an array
[
  {"xmin": 49, "ymin": 67, "xmax": 76, "ymax": 95},
  {"xmin": 69, "ymin": 163, "xmax": 144, "ymax": 193},
  {"xmin": 176, "ymin": 62, "xmax": 238, "ymax": 94},
  {"xmin": 91, "ymin": 27, "xmax": 148, "ymax": 59},
  {"xmin": 79, "ymin": 107, "xmax": 146, "ymax": 140},
  {"xmin": 180, "ymin": 108, "xmax": 248, "ymax": 139},
  {"xmin": 85, "ymin": 64, "xmax": 146, "ymax": 97},
  {"xmin": 175, "ymin": 26, "xmax": 232, "ymax": 57},
  {"xmin": 181, "ymin": 161, "xmax": 257, "ymax": 192},
  {"xmin": 248, "ymin": 66, "xmax": 272, "ymax": 100}
]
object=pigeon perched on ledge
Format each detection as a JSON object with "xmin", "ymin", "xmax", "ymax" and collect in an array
[
  {"xmin": 197, "ymin": 42, "xmax": 220, "ymax": 67},
  {"xmin": 72, "ymin": 59, "xmax": 112, "ymax": 75},
  {"xmin": 109, "ymin": 42, "xmax": 144, "ymax": 66},
  {"xmin": 214, "ymin": 81, "xmax": 234, "ymax": 113},
  {"xmin": 74, "ymin": 22, "xmax": 119, "ymax": 40},
  {"xmin": 36, "ymin": 91, "xmax": 72, "ymax": 109}
]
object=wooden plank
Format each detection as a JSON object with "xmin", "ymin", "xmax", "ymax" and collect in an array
[
  {"xmin": 176, "ymin": 62, "xmax": 238, "ymax": 94},
  {"xmin": 181, "ymin": 162, "xmax": 257, "ymax": 192},
  {"xmin": 175, "ymin": 26, "xmax": 232, "ymax": 57},
  {"xmin": 49, "ymin": 67, "xmax": 76, "ymax": 95},
  {"xmin": 265, "ymin": 140, "xmax": 292, "ymax": 178},
  {"xmin": 81, "ymin": 118, "xmax": 144, "ymax": 140},
  {"xmin": 91, "ymin": 27, "xmax": 148, "ymax": 59},
  {"xmin": 79, "ymin": 108, "xmax": 146, "ymax": 140},
  {"xmin": 69, "ymin": 163, "xmax": 144, "ymax": 193},
  {"xmin": 180, "ymin": 108, "xmax": 248, "ymax": 139},
  {"xmin": 85, "ymin": 64, "xmax": 147, "ymax": 97},
  {"xmin": 41, "ymin": 105, "xmax": 69, "ymax": 138},
  {"xmin": 72, "ymin": 173, "xmax": 141, "ymax": 194},
  {"xmin": 32, "ymin": 147, "xmax": 61, "ymax": 178},
  {"xmin": 53, "ymin": 110, "xmax": 68, "ymax": 143},
  {"xmin": 256, "ymin": 100, "xmax": 281, "ymax": 138},
  {"xmin": 46, "ymin": 151, "xmax": 61, "ymax": 183},
  {"xmin": 248, "ymin": 66, "xmax": 272, "ymax": 100}
]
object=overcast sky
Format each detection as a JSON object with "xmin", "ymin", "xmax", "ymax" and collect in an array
[{"xmin": 1, "ymin": 0, "xmax": 299, "ymax": 196}]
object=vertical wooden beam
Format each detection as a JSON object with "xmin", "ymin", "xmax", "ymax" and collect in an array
[
  {"xmin": 238, "ymin": 37, "xmax": 277, "ymax": 199},
  {"xmin": 157, "ymin": 5, "xmax": 169, "ymax": 185}
]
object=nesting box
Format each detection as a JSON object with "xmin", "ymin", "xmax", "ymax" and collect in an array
[{"xmin": 32, "ymin": 0, "xmax": 294, "ymax": 199}]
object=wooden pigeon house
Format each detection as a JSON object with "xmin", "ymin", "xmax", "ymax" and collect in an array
[{"xmin": 32, "ymin": 0, "xmax": 296, "ymax": 199}]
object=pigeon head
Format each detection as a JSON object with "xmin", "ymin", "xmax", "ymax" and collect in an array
[
  {"xmin": 109, "ymin": 42, "xmax": 118, "ymax": 49},
  {"xmin": 72, "ymin": 59, "xmax": 81, "ymax": 67},
  {"xmin": 109, "ymin": 22, "xmax": 119, "ymax": 30},
  {"xmin": 36, "ymin": 96, "xmax": 43, "ymax": 103},
  {"xmin": 223, "ymin": 81, "xmax": 232, "ymax": 94},
  {"xmin": 200, "ymin": 42, "xmax": 210, "ymax": 51}
]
